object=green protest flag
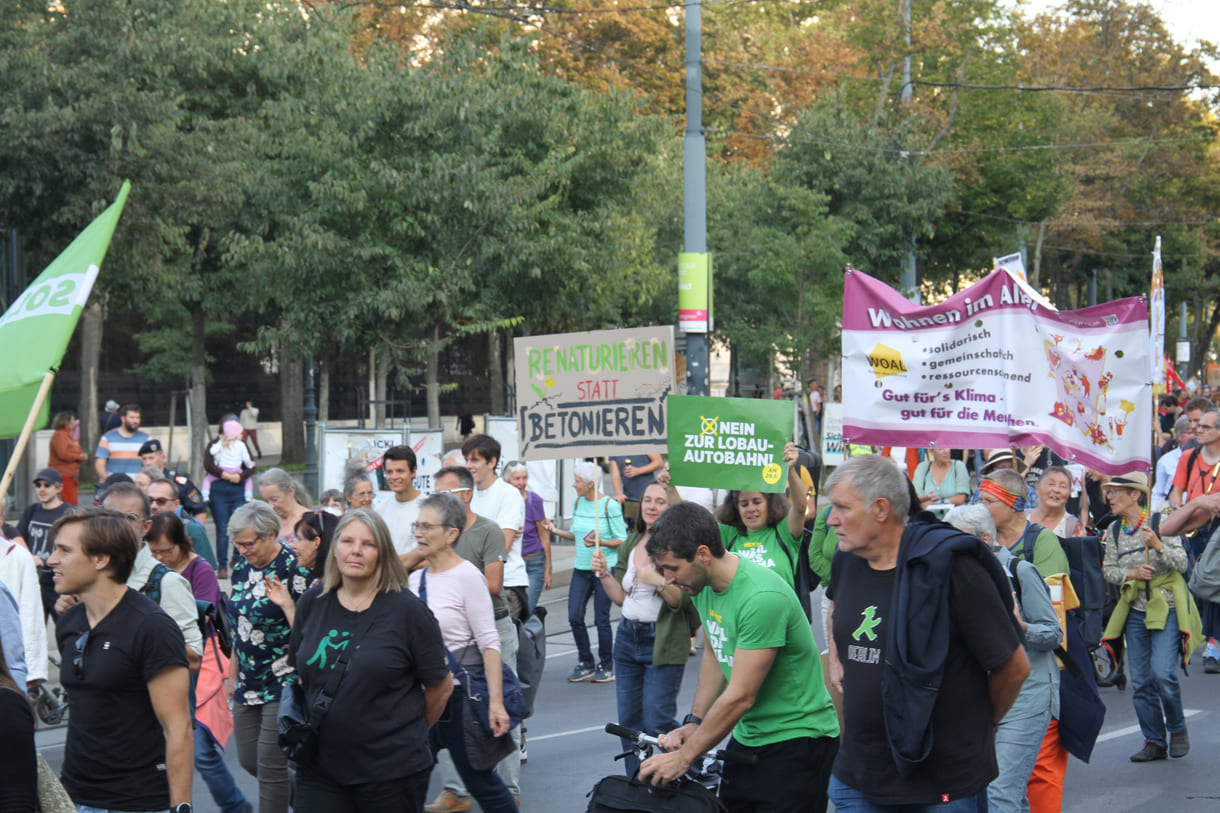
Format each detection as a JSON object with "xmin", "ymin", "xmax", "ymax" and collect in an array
[
  {"xmin": 0, "ymin": 181, "xmax": 131, "ymax": 438},
  {"xmin": 667, "ymin": 395, "xmax": 794, "ymax": 492}
]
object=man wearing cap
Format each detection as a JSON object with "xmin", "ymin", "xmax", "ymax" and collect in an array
[
  {"xmin": 99, "ymin": 399, "xmax": 122, "ymax": 435},
  {"xmin": 140, "ymin": 439, "xmax": 207, "ymax": 523},
  {"xmin": 95, "ymin": 404, "xmax": 151, "ymax": 480},
  {"xmin": 17, "ymin": 468, "xmax": 72, "ymax": 620}
]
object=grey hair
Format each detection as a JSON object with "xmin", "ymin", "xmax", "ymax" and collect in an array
[
  {"xmin": 139, "ymin": 466, "xmax": 167, "ymax": 483},
  {"xmin": 228, "ymin": 500, "xmax": 282, "ymax": 539},
  {"xmin": 501, "ymin": 460, "xmax": 528, "ymax": 483},
  {"xmin": 824, "ymin": 455, "xmax": 910, "ymax": 522},
  {"xmin": 421, "ymin": 492, "xmax": 466, "ymax": 532},
  {"xmin": 343, "ymin": 474, "xmax": 372, "ymax": 499},
  {"xmin": 258, "ymin": 468, "xmax": 313, "ymax": 507},
  {"xmin": 1175, "ymin": 415, "xmax": 1192, "ymax": 437},
  {"xmin": 574, "ymin": 461, "xmax": 601, "ymax": 485},
  {"xmin": 944, "ymin": 504, "xmax": 997, "ymax": 545}
]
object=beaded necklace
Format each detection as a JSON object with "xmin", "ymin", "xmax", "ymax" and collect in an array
[{"xmin": 1121, "ymin": 507, "xmax": 1148, "ymax": 535}]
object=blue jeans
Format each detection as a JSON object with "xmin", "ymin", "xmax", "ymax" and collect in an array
[
  {"xmin": 829, "ymin": 776, "xmax": 988, "ymax": 812},
  {"xmin": 209, "ymin": 479, "xmax": 248, "ymax": 568},
  {"xmin": 429, "ymin": 687, "xmax": 518, "ymax": 813},
  {"xmin": 989, "ymin": 710, "xmax": 1050, "ymax": 813},
  {"xmin": 568, "ymin": 568, "xmax": 612, "ymax": 669},
  {"xmin": 614, "ymin": 617, "xmax": 684, "ymax": 775},
  {"xmin": 196, "ymin": 724, "xmax": 249, "ymax": 813},
  {"xmin": 524, "ymin": 551, "xmax": 546, "ymax": 613},
  {"xmin": 1125, "ymin": 608, "xmax": 1187, "ymax": 748}
]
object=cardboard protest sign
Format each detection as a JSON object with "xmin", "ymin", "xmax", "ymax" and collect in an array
[
  {"xmin": 515, "ymin": 326, "xmax": 675, "ymax": 460},
  {"xmin": 667, "ymin": 395, "xmax": 794, "ymax": 492},
  {"xmin": 842, "ymin": 268, "xmax": 1151, "ymax": 475}
]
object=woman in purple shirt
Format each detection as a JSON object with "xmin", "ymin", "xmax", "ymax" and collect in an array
[
  {"xmin": 147, "ymin": 513, "xmax": 249, "ymax": 813},
  {"xmin": 502, "ymin": 461, "xmax": 550, "ymax": 613}
]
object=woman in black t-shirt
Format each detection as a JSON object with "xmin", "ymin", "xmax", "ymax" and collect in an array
[
  {"xmin": 288, "ymin": 509, "xmax": 452, "ymax": 811},
  {"xmin": 0, "ymin": 629, "xmax": 36, "ymax": 812}
]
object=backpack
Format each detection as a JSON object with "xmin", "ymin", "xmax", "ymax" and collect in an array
[
  {"xmin": 587, "ymin": 775, "xmax": 726, "ymax": 813},
  {"xmin": 1014, "ymin": 524, "xmax": 1106, "ymax": 650},
  {"xmin": 141, "ymin": 562, "xmax": 233, "ymax": 656}
]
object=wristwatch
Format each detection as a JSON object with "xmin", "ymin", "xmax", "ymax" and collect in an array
[
  {"xmin": 682, "ymin": 713, "xmax": 703, "ymax": 727},
  {"xmin": 172, "ymin": 804, "xmax": 192, "ymax": 813}
]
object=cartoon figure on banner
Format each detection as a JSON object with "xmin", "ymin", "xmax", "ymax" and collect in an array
[{"xmin": 1046, "ymin": 335, "xmax": 1134, "ymax": 449}]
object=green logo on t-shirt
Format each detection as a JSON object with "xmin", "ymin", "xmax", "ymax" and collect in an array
[
  {"xmin": 852, "ymin": 606, "xmax": 881, "ymax": 642},
  {"xmin": 306, "ymin": 629, "xmax": 352, "ymax": 670}
]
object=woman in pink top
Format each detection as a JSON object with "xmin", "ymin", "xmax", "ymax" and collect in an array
[{"xmin": 409, "ymin": 493, "xmax": 518, "ymax": 813}]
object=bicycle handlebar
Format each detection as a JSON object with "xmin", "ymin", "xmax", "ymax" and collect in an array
[{"xmin": 603, "ymin": 723, "xmax": 758, "ymax": 765}]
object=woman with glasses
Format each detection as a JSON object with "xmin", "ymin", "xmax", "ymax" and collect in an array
[
  {"xmin": 344, "ymin": 474, "xmax": 376, "ymax": 511},
  {"xmin": 146, "ymin": 512, "xmax": 249, "ymax": 813},
  {"xmin": 409, "ymin": 493, "xmax": 519, "ymax": 813},
  {"xmin": 226, "ymin": 501, "xmax": 311, "ymax": 813},
  {"xmin": 287, "ymin": 509, "xmax": 452, "ymax": 811}
]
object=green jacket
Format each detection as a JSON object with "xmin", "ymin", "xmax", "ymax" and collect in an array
[
  {"xmin": 612, "ymin": 532, "xmax": 701, "ymax": 666},
  {"xmin": 1103, "ymin": 571, "xmax": 1203, "ymax": 667}
]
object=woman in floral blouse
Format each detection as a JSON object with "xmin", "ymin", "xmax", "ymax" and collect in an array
[{"xmin": 226, "ymin": 500, "xmax": 310, "ymax": 813}]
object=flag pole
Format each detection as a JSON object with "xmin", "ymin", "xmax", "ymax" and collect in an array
[{"xmin": 0, "ymin": 370, "xmax": 56, "ymax": 505}]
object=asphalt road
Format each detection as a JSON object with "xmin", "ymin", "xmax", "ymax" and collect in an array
[{"xmin": 35, "ymin": 579, "xmax": 1220, "ymax": 812}]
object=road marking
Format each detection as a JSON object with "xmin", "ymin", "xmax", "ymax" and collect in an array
[
  {"xmin": 530, "ymin": 724, "xmax": 607, "ymax": 742},
  {"xmin": 1095, "ymin": 708, "xmax": 1202, "ymax": 743}
]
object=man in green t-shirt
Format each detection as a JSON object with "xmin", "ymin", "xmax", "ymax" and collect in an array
[{"xmin": 639, "ymin": 502, "xmax": 840, "ymax": 813}]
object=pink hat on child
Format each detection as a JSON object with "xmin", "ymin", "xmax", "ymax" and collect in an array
[{"xmin": 223, "ymin": 420, "xmax": 243, "ymax": 440}]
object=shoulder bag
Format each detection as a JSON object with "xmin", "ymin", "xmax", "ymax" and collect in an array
[
  {"xmin": 420, "ymin": 568, "xmax": 529, "ymax": 770},
  {"xmin": 278, "ymin": 595, "xmax": 378, "ymax": 766}
]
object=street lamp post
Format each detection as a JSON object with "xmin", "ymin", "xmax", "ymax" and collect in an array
[{"xmin": 303, "ymin": 354, "xmax": 318, "ymax": 496}]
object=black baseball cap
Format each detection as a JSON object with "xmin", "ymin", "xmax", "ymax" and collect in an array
[{"xmin": 34, "ymin": 468, "xmax": 63, "ymax": 485}]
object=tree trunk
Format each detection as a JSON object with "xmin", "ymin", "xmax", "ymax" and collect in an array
[
  {"xmin": 76, "ymin": 299, "xmax": 103, "ymax": 482},
  {"xmin": 318, "ymin": 362, "xmax": 330, "ymax": 424},
  {"xmin": 426, "ymin": 324, "xmax": 441, "ymax": 428},
  {"xmin": 489, "ymin": 330, "xmax": 505, "ymax": 416},
  {"xmin": 374, "ymin": 351, "xmax": 388, "ymax": 429},
  {"xmin": 188, "ymin": 308, "xmax": 208, "ymax": 485},
  {"xmin": 280, "ymin": 352, "xmax": 305, "ymax": 463}
]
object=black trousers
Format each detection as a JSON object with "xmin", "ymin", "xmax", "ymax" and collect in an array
[{"xmin": 718, "ymin": 734, "xmax": 838, "ymax": 813}]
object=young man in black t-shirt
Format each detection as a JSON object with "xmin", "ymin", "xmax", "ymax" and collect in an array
[
  {"xmin": 17, "ymin": 468, "xmax": 72, "ymax": 620},
  {"xmin": 824, "ymin": 455, "xmax": 1028, "ymax": 812},
  {"xmin": 48, "ymin": 508, "xmax": 193, "ymax": 813}
]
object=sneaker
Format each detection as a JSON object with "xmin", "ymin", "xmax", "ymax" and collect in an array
[
  {"xmin": 424, "ymin": 790, "xmax": 472, "ymax": 813},
  {"xmin": 513, "ymin": 793, "xmax": 521, "ymax": 809},
  {"xmin": 1130, "ymin": 741, "xmax": 1168, "ymax": 762},
  {"xmin": 1205, "ymin": 656, "xmax": 1219, "ymax": 674},
  {"xmin": 568, "ymin": 664, "xmax": 595, "ymax": 683},
  {"xmin": 592, "ymin": 665, "xmax": 615, "ymax": 683},
  {"xmin": 520, "ymin": 726, "xmax": 528, "ymax": 763},
  {"xmin": 1170, "ymin": 729, "xmax": 1190, "ymax": 758}
]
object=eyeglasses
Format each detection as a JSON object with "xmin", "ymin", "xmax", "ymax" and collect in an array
[
  {"xmin": 121, "ymin": 512, "xmax": 146, "ymax": 524},
  {"xmin": 34, "ymin": 481, "xmax": 55, "ymax": 488},
  {"xmin": 232, "ymin": 536, "xmax": 263, "ymax": 550},
  {"xmin": 436, "ymin": 488, "xmax": 471, "ymax": 494},
  {"xmin": 411, "ymin": 522, "xmax": 454, "ymax": 534},
  {"xmin": 149, "ymin": 497, "xmax": 175, "ymax": 506},
  {"xmin": 72, "ymin": 630, "xmax": 91, "ymax": 677}
]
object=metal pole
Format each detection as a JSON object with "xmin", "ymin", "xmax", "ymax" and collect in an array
[
  {"xmin": 303, "ymin": 354, "xmax": 318, "ymax": 495},
  {"xmin": 684, "ymin": 0, "xmax": 709, "ymax": 397},
  {"xmin": 899, "ymin": 0, "xmax": 918, "ymax": 303}
]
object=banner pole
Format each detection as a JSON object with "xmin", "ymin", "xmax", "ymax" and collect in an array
[
  {"xmin": 0, "ymin": 370, "xmax": 56, "ymax": 505},
  {"xmin": 593, "ymin": 460, "xmax": 602, "ymax": 556}
]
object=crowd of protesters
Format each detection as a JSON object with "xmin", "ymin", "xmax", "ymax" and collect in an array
[{"xmin": 5, "ymin": 380, "xmax": 1220, "ymax": 812}]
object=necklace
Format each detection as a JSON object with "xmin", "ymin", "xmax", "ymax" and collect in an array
[{"xmin": 1121, "ymin": 507, "xmax": 1148, "ymax": 535}]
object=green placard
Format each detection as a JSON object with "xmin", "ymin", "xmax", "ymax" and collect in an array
[{"xmin": 667, "ymin": 395, "xmax": 794, "ymax": 492}]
